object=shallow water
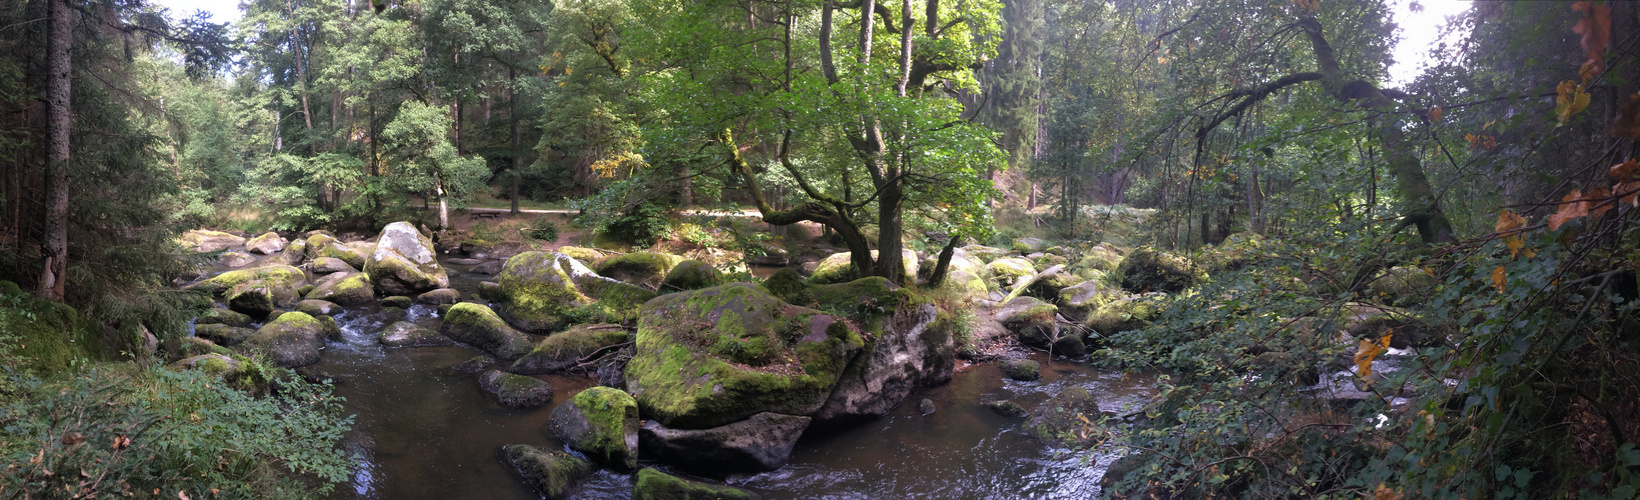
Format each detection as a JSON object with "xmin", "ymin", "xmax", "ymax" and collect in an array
[{"xmin": 204, "ymin": 255, "xmax": 1155, "ymax": 499}]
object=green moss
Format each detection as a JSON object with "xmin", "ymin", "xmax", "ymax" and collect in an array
[
  {"xmin": 441, "ymin": 302, "xmax": 536, "ymax": 359},
  {"xmin": 595, "ymin": 251, "xmax": 683, "ymax": 282},
  {"xmin": 1085, "ymin": 294, "xmax": 1167, "ymax": 336},
  {"xmin": 626, "ymin": 283, "xmax": 864, "ymax": 428},
  {"xmin": 502, "ymin": 444, "xmax": 593, "ymax": 498},
  {"xmin": 761, "ymin": 268, "xmax": 813, "ymax": 305},
  {"xmin": 497, "ymin": 252, "xmax": 592, "ymax": 332},
  {"xmin": 0, "ymin": 293, "xmax": 109, "ymax": 377},
  {"xmin": 559, "ymin": 246, "xmax": 605, "ymax": 264},
  {"xmin": 205, "ymin": 266, "xmax": 305, "ymax": 292},
  {"xmin": 660, "ymin": 260, "xmax": 722, "ymax": 292},
  {"xmin": 558, "ymin": 387, "xmax": 639, "ymax": 468},
  {"xmin": 1116, "ymin": 247, "xmax": 1205, "ymax": 294},
  {"xmin": 633, "ymin": 468, "xmax": 760, "ymax": 500},
  {"xmin": 988, "ymin": 257, "xmax": 1036, "ymax": 284}
]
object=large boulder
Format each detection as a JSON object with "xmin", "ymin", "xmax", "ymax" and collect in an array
[
  {"xmin": 416, "ymin": 288, "xmax": 460, "ymax": 305},
  {"xmin": 378, "ymin": 321, "xmax": 453, "ymax": 347},
  {"xmin": 495, "ymin": 252, "xmax": 594, "ymax": 333},
  {"xmin": 1011, "ymin": 237, "xmax": 1049, "ymax": 254},
  {"xmin": 245, "ymin": 232, "xmax": 288, "ymax": 255},
  {"xmin": 1116, "ymin": 247, "xmax": 1204, "ymax": 294},
  {"xmin": 1025, "ymin": 385, "xmax": 1105, "ymax": 448},
  {"xmin": 193, "ymin": 323, "xmax": 254, "ymax": 347},
  {"xmin": 810, "ymin": 279, "xmax": 952, "ymax": 426},
  {"xmin": 479, "ymin": 370, "xmax": 554, "ymax": 408},
  {"xmin": 807, "ymin": 249, "xmax": 918, "ymax": 285},
  {"xmin": 304, "ymin": 234, "xmax": 366, "ymax": 270},
  {"xmin": 1084, "ymin": 294, "xmax": 1167, "ymax": 337},
  {"xmin": 238, "ymin": 311, "xmax": 326, "ymax": 368},
  {"xmin": 632, "ymin": 468, "xmax": 761, "ymax": 500},
  {"xmin": 558, "ymin": 246, "xmax": 606, "ymax": 264},
  {"xmin": 595, "ymin": 251, "xmax": 684, "ymax": 288},
  {"xmin": 295, "ymin": 299, "xmax": 341, "ymax": 317},
  {"xmin": 987, "ymin": 257, "xmax": 1036, "ymax": 287},
  {"xmin": 180, "ymin": 230, "xmax": 246, "ymax": 253},
  {"xmin": 638, "ymin": 412, "xmax": 811, "ymax": 473},
  {"xmin": 996, "ymin": 296, "xmax": 1059, "ymax": 349},
  {"xmin": 553, "ymin": 252, "xmax": 659, "ymax": 323},
  {"xmin": 1069, "ymin": 244, "xmax": 1124, "ymax": 280},
  {"xmin": 624, "ymin": 283, "xmax": 863, "ymax": 429},
  {"xmin": 548, "ymin": 386, "xmax": 641, "ymax": 470},
  {"xmin": 311, "ymin": 257, "xmax": 356, "ymax": 275},
  {"xmin": 510, "ymin": 324, "xmax": 630, "ymax": 374},
  {"xmin": 660, "ymin": 260, "xmax": 722, "ymax": 292},
  {"xmin": 961, "ymin": 245, "xmax": 1008, "ymax": 263},
  {"xmin": 1056, "ymin": 279, "xmax": 1123, "ymax": 322},
  {"xmin": 205, "ymin": 266, "xmax": 307, "ymax": 319},
  {"xmin": 194, "ymin": 307, "xmax": 252, "ymax": 328},
  {"xmin": 501, "ymin": 444, "xmax": 593, "ymax": 499},
  {"xmin": 218, "ymin": 251, "xmax": 256, "ymax": 268},
  {"xmin": 283, "ymin": 239, "xmax": 307, "ymax": 265},
  {"xmin": 304, "ymin": 272, "xmax": 375, "ymax": 306},
  {"xmin": 441, "ymin": 302, "xmax": 537, "ymax": 360},
  {"xmin": 364, "ymin": 221, "xmax": 449, "ymax": 295}
]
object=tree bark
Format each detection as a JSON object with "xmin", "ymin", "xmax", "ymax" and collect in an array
[
  {"xmin": 40, "ymin": 0, "xmax": 71, "ymax": 300},
  {"xmin": 510, "ymin": 65, "xmax": 523, "ymax": 215}
]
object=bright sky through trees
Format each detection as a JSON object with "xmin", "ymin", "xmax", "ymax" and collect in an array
[{"xmin": 1389, "ymin": 0, "xmax": 1472, "ymax": 85}]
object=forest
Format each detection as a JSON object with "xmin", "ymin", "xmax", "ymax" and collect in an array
[{"xmin": 3, "ymin": 0, "xmax": 1639, "ymax": 498}]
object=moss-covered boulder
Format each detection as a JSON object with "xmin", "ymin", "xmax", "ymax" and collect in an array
[
  {"xmin": 1000, "ymin": 358, "xmax": 1040, "ymax": 381},
  {"xmin": 811, "ymin": 285, "xmax": 952, "ymax": 426},
  {"xmin": 1032, "ymin": 253, "xmax": 1069, "ymax": 271},
  {"xmin": 632, "ymin": 468, "xmax": 761, "ymax": 500},
  {"xmin": 381, "ymin": 295, "xmax": 414, "ymax": 308},
  {"xmin": 283, "ymin": 239, "xmax": 307, "ymax": 265},
  {"xmin": 195, "ymin": 307, "xmax": 252, "ymax": 328},
  {"xmin": 1070, "ymin": 244, "xmax": 1124, "ymax": 276},
  {"xmin": 311, "ymin": 257, "xmax": 356, "ymax": 275},
  {"xmin": 996, "ymin": 296, "xmax": 1059, "ymax": 348},
  {"xmin": 1200, "ymin": 232, "xmax": 1266, "ymax": 272},
  {"xmin": 961, "ymin": 245, "xmax": 1008, "ymax": 263},
  {"xmin": 984, "ymin": 400, "xmax": 1029, "ymax": 417},
  {"xmin": 596, "ymin": 251, "xmax": 684, "ymax": 288},
  {"xmin": 548, "ymin": 386, "xmax": 641, "ymax": 470},
  {"xmin": 1011, "ymin": 237, "xmax": 1049, "ymax": 254},
  {"xmin": 180, "ymin": 229, "xmax": 246, "ymax": 252},
  {"xmin": 479, "ymin": 370, "xmax": 554, "ymax": 408},
  {"xmin": 807, "ymin": 249, "xmax": 918, "ymax": 285},
  {"xmin": 169, "ymin": 353, "xmax": 272, "ymax": 395},
  {"xmin": 295, "ymin": 299, "xmax": 341, "ymax": 317},
  {"xmin": 238, "ymin": 311, "xmax": 326, "ymax": 368},
  {"xmin": 660, "ymin": 260, "xmax": 722, "ymax": 292},
  {"xmin": 1025, "ymin": 385, "xmax": 1105, "ymax": 447},
  {"xmin": 193, "ymin": 323, "xmax": 254, "ymax": 347},
  {"xmin": 501, "ymin": 444, "xmax": 593, "ymax": 499},
  {"xmin": 205, "ymin": 266, "xmax": 307, "ymax": 319},
  {"xmin": 624, "ymin": 283, "xmax": 864, "ymax": 429},
  {"xmin": 558, "ymin": 246, "xmax": 606, "ymax": 264},
  {"xmin": 416, "ymin": 288, "xmax": 460, "ymax": 305},
  {"xmin": 638, "ymin": 412, "xmax": 812, "ymax": 473},
  {"xmin": 495, "ymin": 252, "xmax": 593, "ymax": 333},
  {"xmin": 511, "ymin": 324, "xmax": 630, "ymax": 374},
  {"xmin": 553, "ymin": 253, "xmax": 659, "ymax": 324},
  {"xmin": 1116, "ymin": 247, "xmax": 1204, "ymax": 294},
  {"xmin": 245, "ymin": 232, "xmax": 288, "ymax": 255},
  {"xmin": 1056, "ymin": 280, "xmax": 1123, "ymax": 322},
  {"xmin": 304, "ymin": 272, "xmax": 374, "ymax": 306},
  {"xmin": 940, "ymin": 269, "xmax": 991, "ymax": 301},
  {"xmin": 1084, "ymin": 293, "xmax": 1167, "ymax": 337},
  {"xmin": 364, "ymin": 221, "xmax": 449, "ymax": 295},
  {"xmin": 1365, "ymin": 266, "xmax": 1436, "ymax": 307},
  {"xmin": 379, "ymin": 321, "xmax": 453, "ymax": 347},
  {"xmin": 1026, "ymin": 271, "xmax": 1083, "ymax": 302},
  {"xmin": 452, "ymin": 355, "xmax": 495, "ymax": 374},
  {"xmin": 987, "ymin": 257, "xmax": 1036, "ymax": 287},
  {"xmin": 759, "ymin": 268, "xmax": 812, "ymax": 305},
  {"xmin": 218, "ymin": 251, "xmax": 256, "ymax": 268},
  {"xmin": 441, "ymin": 302, "xmax": 537, "ymax": 360},
  {"xmin": 304, "ymin": 234, "xmax": 366, "ymax": 269}
]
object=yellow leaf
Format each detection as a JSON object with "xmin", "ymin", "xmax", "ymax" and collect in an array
[
  {"xmin": 1548, "ymin": 189, "xmax": 1589, "ymax": 230},
  {"xmin": 1492, "ymin": 266, "xmax": 1507, "ymax": 293},
  {"xmin": 1621, "ymin": 181, "xmax": 1640, "ymax": 207},
  {"xmin": 1496, "ymin": 210, "xmax": 1526, "ymax": 257},
  {"xmin": 1428, "ymin": 105, "xmax": 1442, "ymax": 123},
  {"xmin": 1557, "ymin": 80, "xmax": 1592, "ymax": 125},
  {"xmin": 1355, "ymin": 335, "xmax": 1391, "ymax": 378},
  {"xmin": 1588, "ymin": 187, "xmax": 1614, "ymax": 219},
  {"xmin": 1610, "ymin": 159, "xmax": 1639, "ymax": 180}
]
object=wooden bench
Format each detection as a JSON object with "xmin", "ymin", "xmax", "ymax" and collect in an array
[{"xmin": 470, "ymin": 212, "xmax": 501, "ymax": 220}]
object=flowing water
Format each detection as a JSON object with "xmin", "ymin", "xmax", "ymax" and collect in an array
[{"xmin": 203, "ymin": 255, "xmax": 1156, "ymax": 499}]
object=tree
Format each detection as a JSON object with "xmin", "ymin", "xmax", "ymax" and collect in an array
[
  {"xmin": 382, "ymin": 100, "xmax": 490, "ymax": 234},
  {"xmin": 634, "ymin": 0, "xmax": 1005, "ymax": 285}
]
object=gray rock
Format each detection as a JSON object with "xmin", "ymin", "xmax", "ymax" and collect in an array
[
  {"xmin": 451, "ymin": 355, "xmax": 495, "ymax": 374},
  {"xmin": 479, "ymin": 370, "xmax": 553, "ymax": 408},
  {"xmin": 639, "ymin": 412, "xmax": 811, "ymax": 474},
  {"xmin": 918, "ymin": 399, "xmax": 936, "ymax": 414},
  {"xmin": 180, "ymin": 230, "xmax": 246, "ymax": 252},
  {"xmin": 295, "ymin": 299, "xmax": 341, "ymax": 317},
  {"xmin": 195, "ymin": 308, "xmax": 252, "ymax": 328},
  {"xmin": 548, "ymin": 387, "xmax": 640, "ymax": 470},
  {"xmin": 219, "ymin": 251, "xmax": 257, "ymax": 268},
  {"xmin": 304, "ymin": 272, "xmax": 375, "ymax": 306},
  {"xmin": 501, "ymin": 444, "xmax": 593, "ymax": 499},
  {"xmin": 984, "ymin": 400, "xmax": 1029, "ymax": 417},
  {"xmin": 416, "ymin": 288, "xmax": 460, "ymax": 305},
  {"xmin": 381, "ymin": 295, "xmax": 414, "ymax": 308},
  {"xmin": 441, "ymin": 302, "xmax": 537, "ymax": 360},
  {"xmin": 364, "ymin": 221, "xmax": 449, "ymax": 295},
  {"xmin": 632, "ymin": 468, "xmax": 761, "ymax": 500},
  {"xmin": 238, "ymin": 312, "xmax": 326, "ymax": 368},
  {"xmin": 470, "ymin": 261, "xmax": 504, "ymax": 275},
  {"xmin": 193, "ymin": 323, "xmax": 254, "ymax": 347},
  {"xmin": 245, "ymin": 232, "xmax": 288, "ymax": 255},
  {"xmin": 1000, "ymin": 358, "xmax": 1041, "ymax": 381},
  {"xmin": 379, "ymin": 321, "xmax": 452, "ymax": 347},
  {"xmin": 311, "ymin": 257, "xmax": 356, "ymax": 275},
  {"xmin": 811, "ymin": 301, "xmax": 951, "ymax": 427}
]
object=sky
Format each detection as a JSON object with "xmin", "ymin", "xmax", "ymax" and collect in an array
[
  {"xmin": 1388, "ymin": 0, "xmax": 1473, "ymax": 85},
  {"xmin": 150, "ymin": 0, "xmax": 1468, "ymax": 85},
  {"xmin": 152, "ymin": 0, "xmax": 242, "ymax": 24}
]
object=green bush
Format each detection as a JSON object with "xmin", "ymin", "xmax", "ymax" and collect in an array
[
  {"xmin": 525, "ymin": 216, "xmax": 559, "ymax": 242},
  {"xmin": 604, "ymin": 200, "xmax": 669, "ymax": 246},
  {"xmin": 0, "ymin": 366, "xmax": 355, "ymax": 499}
]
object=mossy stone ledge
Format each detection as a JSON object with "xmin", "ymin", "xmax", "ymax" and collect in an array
[{"xmin": 548, "ymin": 386, "xmax": 641, "ymax": 470}]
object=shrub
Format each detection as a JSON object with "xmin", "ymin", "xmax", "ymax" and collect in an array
[{"xmin": 525, "ymin": 216, "xmax": 559, "ymax": 242}]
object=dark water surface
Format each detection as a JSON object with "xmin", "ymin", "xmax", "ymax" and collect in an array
[{"xmin": 206, "ymin": 255, "xmax": 1154, "ymax": 499}]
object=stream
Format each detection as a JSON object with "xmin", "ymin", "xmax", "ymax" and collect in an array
[{"xmin": 203, "ymin": 255, "xmax": 1156, "ymax": 499}]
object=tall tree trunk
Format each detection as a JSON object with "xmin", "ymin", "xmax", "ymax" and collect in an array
[
  {"xmin": 436, "ymin": 174, "xmax": 449, "ymax": 238},
  {"xmin": 40, "ymin": 0, "xmax": 71, "ymax": 300},
  {"xmin": 509, "ymin": 65, "xmax": 522, "ymax": 215},
  {"xmin": 288, "ymin": 2, "xmax": 315, "ymax": 145}
]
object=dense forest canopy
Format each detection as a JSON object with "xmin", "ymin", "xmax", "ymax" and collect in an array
[{"xmin": 4, "ymin": 0, "xmax": 1640, "ymax": 497}]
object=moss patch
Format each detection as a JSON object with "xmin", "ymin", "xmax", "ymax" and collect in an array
[
  {"xmin": 502, "ymin": 444, "xmax": 593, "ymax": 499},
  {"xmin": 511, "ymin": 324, "xmax": 630, "ymax": 374},
  {"xmin": 496, "ymin": 252, "xmax": 592, "ymax": 333},
  {"xmin": 0, "ymin": 289, "xmax": 110, "ymax": 377},
  {"xmin": 633, "ymin": 468, "xmax": 760, "ymax": 500},
  {"xmin": 1116, "ymin": 247, "xmax": 1205, "ymax": 294},
  {"xmin": 549, "ymin": 386, "xmax": 640, "ymax": 470}
]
